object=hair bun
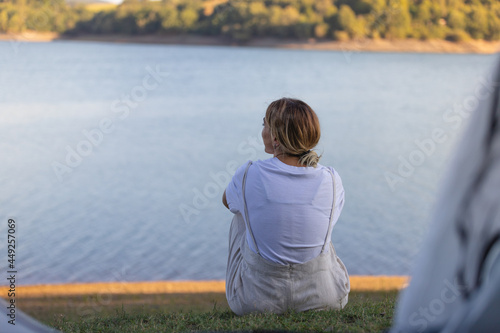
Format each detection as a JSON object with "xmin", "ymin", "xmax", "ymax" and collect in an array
[{"xmin": 298, "ymin": 150, "xmax": 321, "ymax": 168}]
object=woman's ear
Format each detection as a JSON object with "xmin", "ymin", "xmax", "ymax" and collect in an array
[{"xmin": 273, "ymin": 137, "xmax": 279, "ymax": 150}]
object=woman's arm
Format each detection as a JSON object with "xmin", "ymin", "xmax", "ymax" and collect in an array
[{"xmin": 222, "ymin": 190, "xmax": 229, "ymax": 209}]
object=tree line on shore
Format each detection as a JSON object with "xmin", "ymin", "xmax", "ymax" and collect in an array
[{"xmin": 0, "ymin": 0, "xmax": 499, "ymax": 42}]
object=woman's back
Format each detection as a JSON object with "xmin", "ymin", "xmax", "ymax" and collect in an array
[{"xmin": 226, "ymin": 158, "xmax": 345, "ymax": 265}]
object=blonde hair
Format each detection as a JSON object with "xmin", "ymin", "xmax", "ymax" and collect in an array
[{"xmin": 265, "ymin": 97, "xmax": 321, "ymax": 167}]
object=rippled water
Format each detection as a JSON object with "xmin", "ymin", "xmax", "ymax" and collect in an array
[{"xmin": 0, "ymin": 40, "xmax": 496, "ymax": 285}]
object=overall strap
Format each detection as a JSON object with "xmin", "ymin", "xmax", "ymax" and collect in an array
[
  {"xmin": 242, "ymin": 161, "xmax": 260, "ymax": 255},
  {"xmin": 321, "ymin": 168, "xmax": 337, "ymax": 253}
]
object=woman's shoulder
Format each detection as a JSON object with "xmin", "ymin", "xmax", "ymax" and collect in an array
[
  {"xmin": 319, "ymin": 164, "xmax": 337, "ymax": 175},
  {"xmin": 238, "ymin": 159, "xmax": 341, "ymax": 181},
  {"xmin": 319, "ymin": 164, "xmax": 343, "ymax": 183},
  {"xmin": 241, "ymin": 158, "xmax": 277, "ymax": 171},
  {"xmin": 315, "ymin": 162, "xmax": 340, "ymax": 174},
  {"xmin": 232, "ymin": 160, "xmax": 253, "ymax": 179},
  {"xmin": 255, "ymin": 159, "xmax": 339, "ymax": 179}
]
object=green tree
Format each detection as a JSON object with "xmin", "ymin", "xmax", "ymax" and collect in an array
[
  {"xmin": 160, "ymin": 5, "xmax": 180, "ymax": 32},
  {"xmin": 180, "ymin": 7, "xmax": 198, "ymax": 29},
  {"xmin": 8, "ymin": 12, "xmax": 23, "ymax": 32},
  {"xmin": 245, "ymin": 1, "xmax": 268, "ymax": 36},
  {"xmin": 335, "ymin": 0, "xmax": 372, "ymax": 14},
  {"xmin": 415, "ymin": 0, "xmax": 432, "ymax": 24},
  {"xmin": 314, "ymin": 22, "xmax": 329, "ymax": 38},
  {"xmin": 0, "ymin": 9, "xmax": 8, "ymax": 32},
  {"xmin": 336, "ymin": 4, "xmax": 365, "ymax": 38},
  {"xmin": 487, "ymin": 10, "xmax": 500, "ymax": 40},
  {"xmin": 364, "ymin": 0, "xmax": 387, "ymax": 38},
  {"xmin": 280, "ymin": 5, "xmax": 300, "ymax": 26},
  {"xmin": 385, "ymin": 0, "xmax": 411, "ymax": 39},
  {"xmin": 367, "ymin": 0, "xmax": 387, "ymax": 14},
  {"xmin": 466, "ymin": 3, "xmax": 488, "ymax": 39},
  {"xmin": 447, "ymin": 8, "xmax": 466, "ymax": 30},
  {"xmin": 337, "ymin": 4, "xmax": 355, "ymax": 30},
  {"xmin": 313, "ymin": 0, "xmax": 337, "ymax": 17}
]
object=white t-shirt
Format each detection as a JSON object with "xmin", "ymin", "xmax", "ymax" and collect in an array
[{"xmin": 225, "ymin": 157, "xmax": 345, "ymax": 265}]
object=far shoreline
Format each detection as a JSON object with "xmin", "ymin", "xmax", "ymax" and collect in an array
[{"xmin": 1, "ymin": 31, "xmax": 500, "ymax": 54}]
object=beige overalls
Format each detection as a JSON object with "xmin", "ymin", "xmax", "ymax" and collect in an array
[{"xmin": 226, "ymin": 162, "xmax": 350, "ymax": 315}]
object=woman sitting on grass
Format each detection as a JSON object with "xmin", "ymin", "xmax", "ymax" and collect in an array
[{"xmin": 222, "ymin": 97, "xmax": 350, "ymax": 315}]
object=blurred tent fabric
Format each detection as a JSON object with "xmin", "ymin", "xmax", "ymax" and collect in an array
[
  {"xmin": 0, "ymin": 297, "xmax": 60, "ymax": 332},
  {"xmin": 392, "ymin": 55, "xmax": 500, "ymax": 333}
]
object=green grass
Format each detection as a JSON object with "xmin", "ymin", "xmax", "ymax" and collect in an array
[{"xmin": 20, "ymin": 291, "xmax": 398, "ymax": 332}]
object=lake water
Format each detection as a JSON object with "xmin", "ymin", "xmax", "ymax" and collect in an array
[{"xmin": 0, "ymin": 40, "xmax": 497, "ymax": 285}]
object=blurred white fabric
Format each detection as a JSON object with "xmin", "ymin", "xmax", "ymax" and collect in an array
[
  {"xmin": 0, "ymin": 297, "xmax": 60, "ymax": 333},
  {"xmin": 392, "ymin": 56, "xmax": 500, "ymax": 333}
]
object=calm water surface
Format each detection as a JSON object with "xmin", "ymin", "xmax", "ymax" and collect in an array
[{"xmin": 0, "ymin": 40, "xmax": 497, "ymax": 285}]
